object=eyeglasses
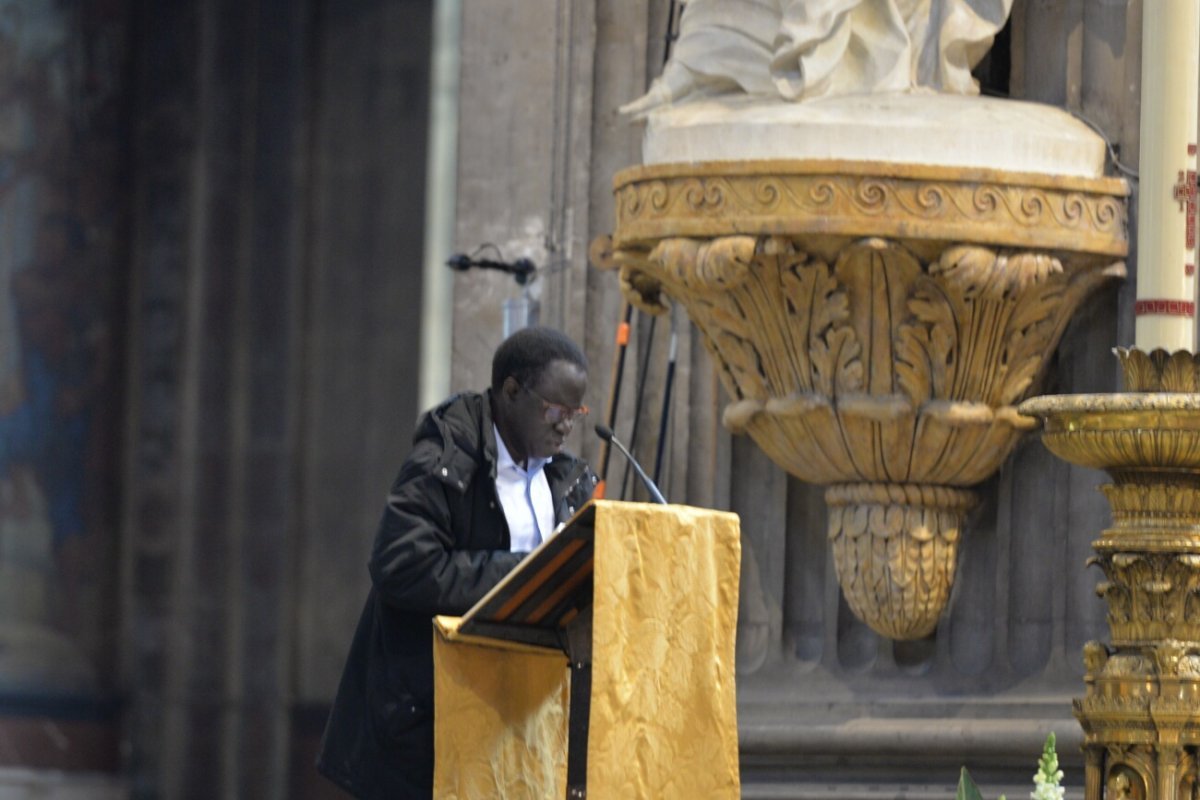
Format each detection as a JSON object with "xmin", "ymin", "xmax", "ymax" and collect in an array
[{"xmin": 523, "ymin": 384, "xmax": 589, "ymax": 425}]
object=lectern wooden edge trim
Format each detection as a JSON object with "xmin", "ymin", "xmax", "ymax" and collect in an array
[{"xmin": 458, "ymin": 502, "xmax": 597, "ymax": 648}]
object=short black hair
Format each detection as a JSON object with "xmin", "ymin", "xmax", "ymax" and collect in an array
[{"xmin": 492, "ymin": 326, "xmax": 588, "ymax": 392}]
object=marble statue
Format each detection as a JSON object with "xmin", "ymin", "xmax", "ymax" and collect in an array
[{"xmin": 623, "ymin": 0, "xmax": 1013, "ymax": 115}]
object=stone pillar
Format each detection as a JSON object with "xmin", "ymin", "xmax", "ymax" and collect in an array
[{"xmin": 122, "ymin": 1, "xmax": 434, "ymax": 796}]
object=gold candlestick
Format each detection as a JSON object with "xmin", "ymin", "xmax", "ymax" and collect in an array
[{"xmin": 1020, "ymin": 348, "xmax": 1200, "ymax": 800}]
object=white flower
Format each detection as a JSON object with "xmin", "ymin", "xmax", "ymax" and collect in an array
[
  {"xmin": 1032, "ymin": 783, "xmax": 1064, "ymax": 800},
  {"xmin": 1031, "ymin": 733, "xmax": 1063, "ymax": 800}
]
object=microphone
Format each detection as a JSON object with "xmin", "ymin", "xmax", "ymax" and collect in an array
[
  {"xmin": 446, "ymin": 253, "xmax": 536, "ymax": 285},
  {"xmin": 594, "ymin": 424, "xmax": 667, "ymax": 505}
]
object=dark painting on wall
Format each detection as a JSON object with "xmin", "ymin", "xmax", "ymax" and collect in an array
[{"xmin": 0, "ymin": 0, "xmax": 128, "ymax": 700}]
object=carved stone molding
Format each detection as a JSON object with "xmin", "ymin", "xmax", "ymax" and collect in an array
[
  {"xmin": 614, "ymin": 161, "xmax": 1129, "ymax": 257},
  {"xmin": 618, "ymin": 236, "xmax": 1114, "ymax": 484},
  {"xmin": 827, "ymin": 483, "xmax": 975, "ymax": 638},
  {"xmin": 609, "ymin": 161, "xmax": 1128, "ymax": 639}
]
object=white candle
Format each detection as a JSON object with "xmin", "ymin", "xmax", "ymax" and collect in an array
[{"xmin": 1134, "ymin": 0, "xmax": 1200, "ymax": 353}]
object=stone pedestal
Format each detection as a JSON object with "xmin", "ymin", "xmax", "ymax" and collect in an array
[{"xmin": 609, "ymin": 93, "xmax": 1128, "ymax": 638}]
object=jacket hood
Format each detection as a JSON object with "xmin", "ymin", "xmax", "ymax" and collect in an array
[
  {"xmin": 418, "ymin": 390, "xmax": 589, "ymax": 497},
  {"xmin": 414, "ymin": 391, "xmax": 497, "ymax": 490}
]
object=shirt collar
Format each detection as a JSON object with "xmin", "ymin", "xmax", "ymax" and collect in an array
[{"xmin": 493, "ymin": 424, "xmax": 549, "ymax": 474}]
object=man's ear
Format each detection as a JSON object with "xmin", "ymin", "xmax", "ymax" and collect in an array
[{"xmin": 501, "ymin": 375, "xmax": 521, "ymax": 401}]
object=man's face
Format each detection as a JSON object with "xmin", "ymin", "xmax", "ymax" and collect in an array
[{"xmin": 499, "ymin": 358, "xmax": 588, "ymax": 464}]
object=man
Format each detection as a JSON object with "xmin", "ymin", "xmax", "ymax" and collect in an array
[{"xmin": 317, "ymin": 326, "xmax": 598, "ymax": 799}]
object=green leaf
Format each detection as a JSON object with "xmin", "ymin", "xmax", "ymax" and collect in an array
[{"xmin": 956, "ymin": 767, "xmax": 985, "ymax": 800}]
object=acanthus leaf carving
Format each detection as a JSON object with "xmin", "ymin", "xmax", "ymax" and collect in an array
[
  {"xmin": 696, "ymin": 235, "xmax": 755, "ymax": 290},
  {"xmin": 708, "ymin": 328, "xmax": 768, "ymax": 401},
  {"xmin": 820, "ymin": 327, "xmax": 864, "ymax": 397},
  {"xmin": 999, "ymin": 255, "xmax": 1067, "ymax": 406},
  {"xmin": 1006, "ymin": 251, "xmax": 1064, "ymax": 292},
  {"xmin": 612, "ymin": 163, "xmax": 1126, "ymax": 641},
  {"xmin": 1116, "ymin": 347, "xmax": 1200, "ymax": 393},
  {"xmin": 896, "ymin": 246, "xmax": 1068, "ymax": 410},
  {"xmin": 779, "ymin": 246, "xmax": 860, "ymax": 397},
  {"xmin": 616, "ymin": 262, "xmax": 671, "ymax": 316},
  {"xmin": 896, "ymin": 278, "xmax": 955, "ymax": 404},
  {"xmin": 645, "ymin": 237, "xmax": 767, "ymax": 402},
  {"xmin": 930, "ymin": 245, "xmax": 999, "ymax": 298}
]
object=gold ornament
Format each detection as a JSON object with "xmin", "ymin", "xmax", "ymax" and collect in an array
[
  {"xmin": 1021, "ymin": 359, "xmax": 1200, "ymax": 800},
  {"xmin": 609, "ymin": 160, "xmax": 1128, "ymax": 638}
]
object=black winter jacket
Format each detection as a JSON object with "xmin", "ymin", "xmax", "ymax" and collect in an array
[{"xmin": 316, "ymin": 390, "xmax": 597, "ymax": 799}]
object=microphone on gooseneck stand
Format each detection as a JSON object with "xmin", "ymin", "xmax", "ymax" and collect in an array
[{"xmin": 594, "ymin": 424, "xmax": 667, "ymax": 505}]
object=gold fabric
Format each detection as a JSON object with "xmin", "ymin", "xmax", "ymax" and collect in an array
[
  {"xmin": 588, "ymin": 501, "xmax": 742, "ymax": 799},
  {"xmin": 432, "ymin": 500, "xmax": 741, "ymax": 799},
  {"xmin": 432, "ymin": 617, "xmax": 570, "ymax": 799}
]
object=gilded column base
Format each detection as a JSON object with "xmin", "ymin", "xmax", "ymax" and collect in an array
[
  {"xmin": 1076, "ymin": 640, "xmax": 1200, "ymax": 800},
  {"xmin": 1021, "ymin": 350, "xmax": 1200, "ymax": 800}
]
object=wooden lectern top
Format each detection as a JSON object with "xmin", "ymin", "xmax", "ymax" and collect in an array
[{"xmin": 458, "ymin": 502, "xmax": 597, "ymax": 651}]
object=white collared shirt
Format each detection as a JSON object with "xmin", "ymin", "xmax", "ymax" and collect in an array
[{"xmin": 493, "ymin": 425, "xmax": 556, "ymax": 552}]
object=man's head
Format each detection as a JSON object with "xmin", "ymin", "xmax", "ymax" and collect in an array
[{"xmin": 491, "ymin": 326, "xmax": 589, "ymax": 466}]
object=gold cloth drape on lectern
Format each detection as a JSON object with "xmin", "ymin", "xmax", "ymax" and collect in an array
[
  {"xmin": 432, "ymin": 501, "xmax": 741, "ymax": 799},
  {"xmin": 432, "ymin": 618, "xmax": 570, "ymax": 798}
]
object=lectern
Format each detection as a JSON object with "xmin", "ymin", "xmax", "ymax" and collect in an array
[{"xmin": 431, "ymin": 499, "xmax": 741, "ymax": 800}]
